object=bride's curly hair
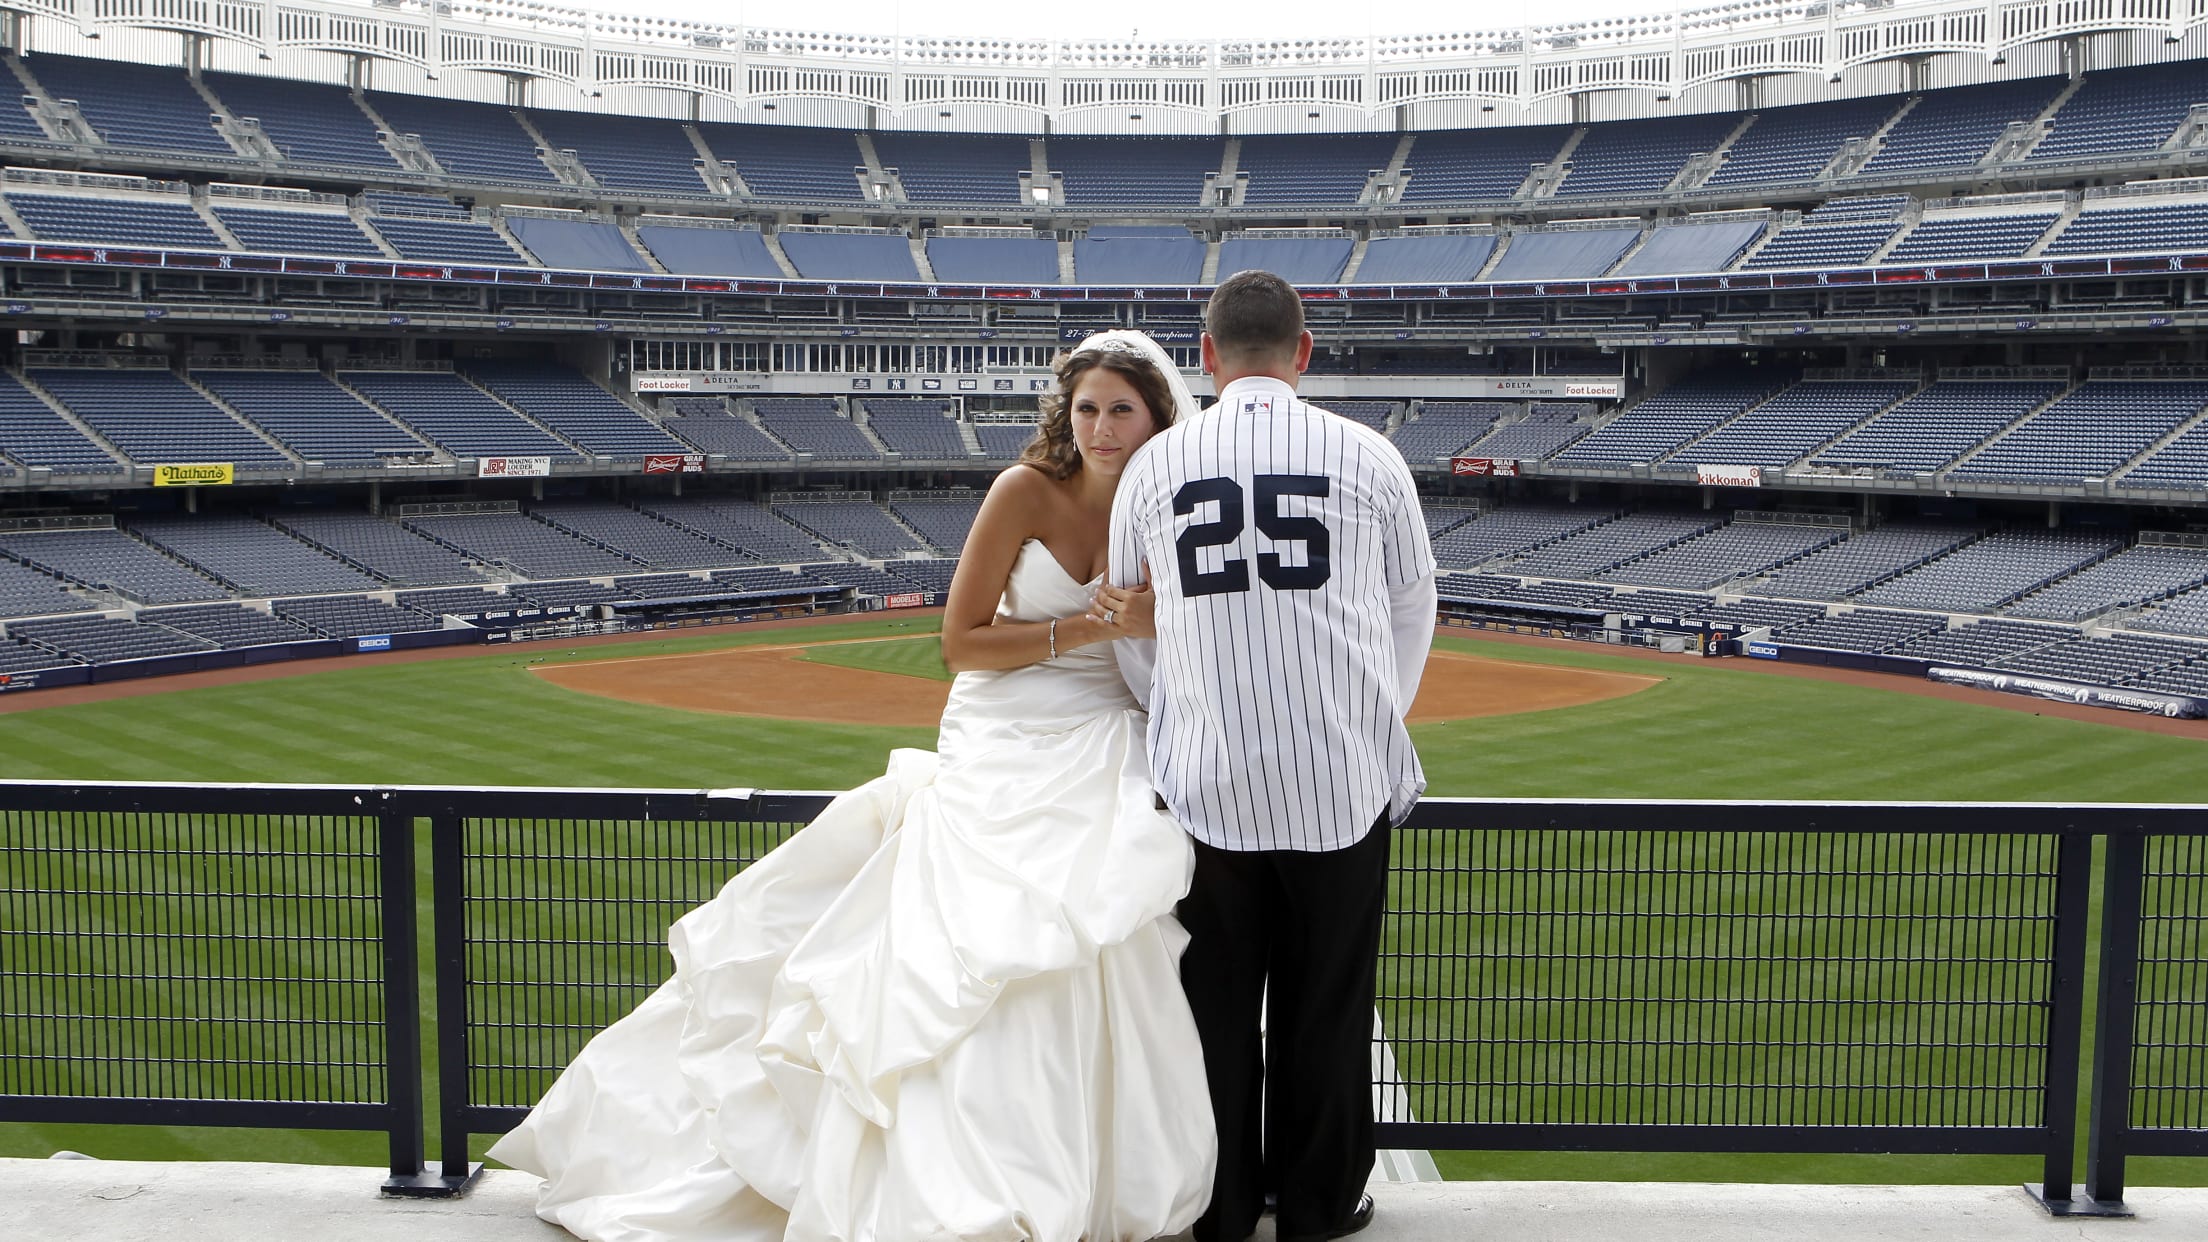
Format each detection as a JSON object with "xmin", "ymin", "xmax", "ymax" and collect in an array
[{"xmin": 1018, "ymin": 346, "xmax": 1179, "ymax": 481}]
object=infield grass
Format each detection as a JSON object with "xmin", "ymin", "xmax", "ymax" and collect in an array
[{"xmin": 3, "ymin": 618, "xmax": 2205, "ymax": 1187}]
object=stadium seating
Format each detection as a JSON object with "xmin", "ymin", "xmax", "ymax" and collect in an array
[
  {"xmin": 127, "ymin": 517, "xmax": 385, "ymax": 597},
  {"xmin": 2028, "ymin": 62, "xmax": 2207, "ymax": 164},
  {"xmin": 1553, "ymin": 114, "xmax": 1740, "ymax": 198},
  {"xmin": 637, "ymin": 224, "xmax": 785, "ymax": 278},
  {"xmin": 2121, "ymin": 418, "xmax": 2208, "ymax": 490},
  {"xmin": 1883, "ymin": 211, "xmax": 2059, "ymax": 264},
  {"xmin": 0, "ymin": 638, "xmax": 85, "ymax": 675},
  {"xmin": 1687, "ymin": 598, "xmax": 1826, "ymax": 630},
  {"xmin": 365, "ymin": 92, "xmax": 556, "ymax": 185},
  {"xmin": 777, "ymin": 230, "xmax": 923, "ymax": 282},
  {"xmin": 924, "ymin": 236, "xmax": 1060, "ymax": 285},
  {"xmin": 1740, "ymin": 217, "xmax": 1899, "ymax": 270},
  {"xmin": 1398, "ymin": 127, "xmax": 1569, "ymax": 202},
  {"xmin": 8, "ymin": 193, "xmax": 224, "ymax": 249},
  {"xmin": 1464, "ymin": 408, "xmax": 1594, "ymax": 462},
  {"xmin": 1485, "ymin": 227, "xmax": 1641, "ymax": 281},
  {"xmin": 274, "ymin": 595, "xmax": 444, "ymax": 638},
  {"xmin": 510, "ymin": 580, "xmax": 628, "ymax": 608},
  {"xmin": 202, "ymin": 72, "xmax": 395, "ymax": 171},
  {"xmin": 504, "ymin": 217, "xmax": 653, "ymax": 273},
  {"xmin": 863, "ymin": 400, "xmax": 969, "ymax": 460},
  {"xmin": 0, "ymin": 557, "xmax": 87, "ymax": 619},
  {"xmin": 196, "ymin": 370, "xmax": 434, "ymax": 467},
  {"xmin": 889, "ymin": 493, "xmax": 983, "ymax": 554},
  {"xmin": 1217, "ymin": 236, "xmax": 1355, "ymax": 284},
  {"xmin": 1072, "ymin": 227, "xmax": 1206, "ymax": 284},
  {"xmin": 1556, "ymin": 371, "xmax": 1789, "ymax": 466},
  {"xmin": 1858, "ymin": 77, "xmax": 2065, "ymax": 174},
  {"xmin": 1603, "ymin": 521, "xmax": 1844, "ymax": 590},
  {"xmin": 2131, "ymin": 583, "xmax": 2208, "ymax": 638},
  {"xmin": 211, "ymin": 206, "xmax": 385, "ymax": 257},
  {"xmin": 1667, "ymin": 380, "xmax": 1914, "ymax": 468},
  {"xmin": 872, "ymin": 133, "xmax": 1031, "ymax": 205},
  {"xmin": 268, "ymin": 511, "xmax": 489, "ymax": 587},
  {"xmin": 661, "ymin": 399, "xmax": 795, "ymax": 461},
  {"xmin": 8, "ymin": 613, "xmax": 215, "ymax": 663},
  {"xmin": 797, "ymin": 560, "xmax": 912, "ymax": 596},
  {"xmin": 526, "ymin": 108, "xmax": 712, "ymax": 197},
  {"xmin": 140, "ymin": 604, "xmax": 319, "ymax": 648},
  {"xmin": 1506, "ymin": 512, "xmax": 1722, "ymax": 579},
  {"xmin": 341, "ymin": 371, "xmax": 580, "ymax": 460},
  {"xmin": 1812, "ymin": 380, "xmax": 2067, "ymax": 475},
  {"xmin": 886, "ymin": 560, "xmax": 958, "ymax": 595},
  {"xmin": 2042, "ymin": 201, "xmax": 2208, "ymax": 258},
  {"xmin": 694, "ymin": 124, "xmax": 865, "ymax": 203},
  {"xmin": 973, "ymin": 423, "xmax": 1036, "ymax": 459},
  {"xmin": 1389, "ymin": 403, "xmax": 1510, "ymax": 462},
  {"xmin": 402, "ymin": 510, "xmax": 643, "ymax": 578},
  {"xmin": 1948, "ymin": 381, "xmax": 2208, "ymax": 485},
  {"xmin": 751, "ymin": 399, "xmax": 882, "ymax": 461},
  {"xmin": 1235, "ymin": 134, "xmax": 1397, "ymax": 205},
  {"xmin": 1614, "ymin": 221, "xmax": 1766, "ymax": 277},
  {"xmin": 774, "ymin": 497, "xmax": 926, "ymax": 557},
  {"xmin": 1050, "ymin": 137, "xmax": 1220, "ymax": 207},
  {"xmin": 25, "ymin": 54, "xmax": 234, "ymax": 158},
  {"xmin": 529, "ymin": 501, "xmax": 742, "ymax": 570},
  {"xmin": 1352, "ymin": 234, "xmax": 1497, "ymax": 284},
  {"xmin": 1748, "ymin": 523, "xmax": 1979, "ymax": 601},
  {"xmin": 30, "ymin": 368, "xmax": 292, "ymax": 470},
  {"xmin": 366, "ymin": 214, "xmax": 526, "ymax": 266},
  {"xmin": 0, "ymin": 371, "xmax": 124, "ymax": 474},
  {"xmin": 1769, "ymin": 608, "xmax": 1946, "ymax": 653},
  {"xmin": 612, "ymin": 572, "xmax": 716, "ymax": 600},
  {"xmin": 1889, "ymin": 619, "xmax": 2075, "ymax": 667},
  {"xmin": 1851, "ymin": 529, "xmax": 2122, "ymax": 613},
  {"xmin": 2005, "ymin": 544, "xmax": 2208, "ymax": 622},
  {"xmin": 1995, "ymin": 632, "xmax": 2202, "ymax": 685},
  {"xmin": 711, "ymin": 565, "xmax": 832, "ymax": 596},
  {"xmin": 398, "ymin": 587, "xmax": 543, "ymax": 618},
  {"xmin": 464, "ymin": 364, "xmax": 688, "ymax": 458},
  {"xmin": 633, "ymin": 497, "xmax": 821, "ymax": 563},
  {"xmin": 1702, "ymin": 96, "xmax": 1904, "ymax": 188}
]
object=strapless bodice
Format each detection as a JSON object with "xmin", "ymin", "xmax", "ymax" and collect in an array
[{"xmin": 936, "ymin": 539, "xmax": 1137, "ymax": 759}]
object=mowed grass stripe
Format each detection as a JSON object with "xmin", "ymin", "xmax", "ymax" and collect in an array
[{"xmin": 3, "ymin": 620, "xmax": 2205, "ymax": 1185}]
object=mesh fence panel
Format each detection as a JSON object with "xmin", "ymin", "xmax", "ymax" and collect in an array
[{"xmin": 2134, "ymin": 833, "xmax": 2208, "ymax": 1133}]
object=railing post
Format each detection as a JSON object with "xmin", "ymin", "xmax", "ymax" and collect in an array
[
  {"xmin": 430, "ymin": 806, "xmax": 486, "ymax": 1190},
  {"xmin": 2085, "ymin": 830, "xmax": 2147, "ymax": 1210},
  {"xmin": 2026, "ymin": 828, "xmax": 2093, "ymax": 1211},
  {"xmin": 374, "ymin": 799, "xmax": 433, "ymax": 1196}
]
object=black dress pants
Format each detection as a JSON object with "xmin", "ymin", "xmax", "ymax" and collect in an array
[{"xmin": 1178, "ymin": 814, "xmax": 1390, "ymax": 1242}]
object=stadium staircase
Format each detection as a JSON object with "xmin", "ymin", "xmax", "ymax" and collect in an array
[
  {"xmin": 1213, "ymin": 138, "xmax": 1242, "ymax": 207},
  {"xmin": 11, "ymin": 369, "xmax": 128, "ymax": 466},
  {"xmin": 347, "ymin": 202, "xmax": 405, "ymax": 259},
  {"xmin": 513, "ymin": 110, "xmax": 596, "ymax": 189},
  {"xmin": 189, "ymin": 74, "xmax": 276, "ymax": 163},
  {"xmin": 1993, "ymin": 77, "xmax": 2088, "ymax": 165},
  {"xmin": 2115, "ymin": 399, "xmax": 2208, "ymax": 484},
  {"xmin": 484, "ymin": 213, "xmax": 541, "ymax": 266},
  {"xmin": 1026, "ymin": 137, "xmax": 1053, "ymax": 206},
  {"xmin": 1375, "ymin": 134, "xmax": 1415, "ymax": 203},
  {"xmin": 1863, "ymin": 200, "xmax": 1926, "ymax": 263},
  {"xmin": 907, "ymin": 233, "xmax": 935, "ymax": 282},
  {"xmin": 351, "ymin": 94, "xmax": 446, "ymax": 177},
  {"xmin": 1823, "ymin": 97, "xmax": 1919, "ymax": 180},
  {"xmin": 1942, "ymin": 379, "xmax": 2081, "ymax": 474},
  {"xmin": 2023, "ymin": 195, "xmax": 2086, "ymax": 258},
  {"xmin": 853, "ymin": 132, "xmax": 899, "ymax": 202},
  {"xmin": 457, "ymin": 373, "xmax": 598, "ymax": 458},
  {"xmin": 190, "ymin": 191, "xmax": 247, "ymax": 250},
  {"xmin": 619, "ymin": 219, "xmax": 673, "ymax": 274},
  {"xmin": 1338, "ymin": 233, "xmax": 1372, "ymax": 282},
  {"xmin": 1524, "ymin": 128, "xmax": 1587, "ymax": 198},
  {"xmin": 686, "ymin": 125, "xmax": 745, "ymax": 195},
  {"xmin": 1677, "ymin": 114, "xmax": 1759, "ymax": 192},
  {"xmin": 179, "ymin": 374, "xmax": 309, "ymax": 468},
  {"xmin": 6, "ymin": 53, "xmax": 93, "ymax": 147}
]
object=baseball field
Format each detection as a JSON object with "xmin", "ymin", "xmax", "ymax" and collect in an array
[{"xmin": 3, "ymin": 613, "xmax": 2204, "ymax": 1187}]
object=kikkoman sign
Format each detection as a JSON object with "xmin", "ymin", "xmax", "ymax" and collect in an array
[{"xmin": 151, "ymin": 463, "xmax": 235, "ymax": 487}]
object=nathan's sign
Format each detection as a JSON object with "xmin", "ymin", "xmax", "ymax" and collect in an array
[
  {"xmin": 478, "ymin": 456, "xmax": 552, "ymax": 478},
  {"xmin": 643, "ymin": 453, "xmax": 707, "ymax": 474},
  {"xmin": 1451, "ymin": 457, "xmax": 1519, "ymax": 477},
  {"xmin": 152, "ymin": 463, "xmax": 234, "ymax": 487}
]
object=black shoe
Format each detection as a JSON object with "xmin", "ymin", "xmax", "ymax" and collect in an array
[{"xmin": 1279, "ymin": 1193, "xmax": 1374, "ymax": 1242}]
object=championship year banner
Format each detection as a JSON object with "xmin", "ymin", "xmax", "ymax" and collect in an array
[
  {"xmin": 1451, "ymin": 457, "xmax": 1519, "ymax": 477},
  {"xmin": 478, "ymin": 456, "xmax": 552, "ymax": 478},
  {"xmin": 152, "ymin": 462, "xmax": 234, "ymax": 487},
  {"xmin": 643, "ymin": 453, "xmax": 707, "ymax": 474}
]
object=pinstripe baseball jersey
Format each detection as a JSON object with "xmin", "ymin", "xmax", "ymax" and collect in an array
[{"xmin": 1108, "ymin": 375, "xmax": 1436, "ymax": 853}]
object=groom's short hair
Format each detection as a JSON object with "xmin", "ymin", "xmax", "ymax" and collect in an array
[{"xmin": 1205, "ymin": 270, "xmax": 1304, "ymax": 362}]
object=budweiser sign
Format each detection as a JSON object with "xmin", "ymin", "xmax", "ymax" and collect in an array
[
  {"xmin": 1451, "ymin": 457, "xmax": 1520, "ymax": 477},
  {"xmin": 643, "ymin": 453, "xmax": 707, "ymax": 474}
]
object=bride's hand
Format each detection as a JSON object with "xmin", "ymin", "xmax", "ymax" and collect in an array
[{"xmin": 1089, "ymin": 582, "xmax": 1155, "ymax": 639}]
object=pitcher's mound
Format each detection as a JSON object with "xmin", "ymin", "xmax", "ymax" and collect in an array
[{"xmin": 533, "ymin": 641, "xmax": 1660, "ymax": 726}]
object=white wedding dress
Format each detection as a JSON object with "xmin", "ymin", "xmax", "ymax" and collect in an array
[{"xmin": 491, "ymin": 539, "xmax": 1218, "ymax": 1242}]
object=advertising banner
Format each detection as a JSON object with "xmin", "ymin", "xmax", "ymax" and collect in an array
[
  {"xmin": 1696, "ymin": 464, "xmax": 1762, "ymax": 488},
  {"xmin": 356, "ymin": 635, "xmax": 393, "ymax": 652},
  {"xmin": 1745, "ymin": 641, "xmax": 1781, "ymax": 659},
  {"xmin": 478, "ymin": 456, "xmax": 552, "ymax": 478},
  {"xmin": 152, "ymin": 463, "xmax": 235, "ymax": 487},
  {"xmin": 884, "ymin": 592, "xmax": 926, "ymax": 610},
  {"xmin": 643, "ymin": 453, "xmax": 708, "ymax": 474},
  {"xmin": 633, "ymin": 375, "xmax": 693, "ymax": 393},
  {"xmin": 1453, "ymin": 377, "xmax": 1623, "ymax": 399},
  {"xmin": 1928, "ymin": 667, "xmax": 2205, "ymax": 719},
  {"xmin": 1450, "ymin": 457, "xmax": 1520, "ymax": 477}
]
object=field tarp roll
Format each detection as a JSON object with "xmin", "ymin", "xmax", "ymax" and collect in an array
[{"xmin": 1927, "ymin": 666, "xmax": 2208, "ymax": 719}]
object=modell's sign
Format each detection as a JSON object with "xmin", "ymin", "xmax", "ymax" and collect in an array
[
  {"xmin": 1695, "ymin": 464, "xmax": 1761, "ymax": 488},
  {"xmin": 478, "ymin": 456, "xmax": 552, "ymax": 478},
  {"xmin": 1451, "ymin": 457, "xmax": 1520, "ymax": 477},
  {"xmin": 884, "ymin": 592, "xmax": 925, "ymax": 609},
  {"xmin": 152, "ymin": 462, "xmax": 234, "ymax": 487},
  {"xmin": 643, "ymin": 453, "xmax": 707, "ymax": 474}
]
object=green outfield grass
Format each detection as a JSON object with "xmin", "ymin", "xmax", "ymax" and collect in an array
[{"xmin": 3, "ymin": 618, "xmax": 2204, "ymax": 1187}]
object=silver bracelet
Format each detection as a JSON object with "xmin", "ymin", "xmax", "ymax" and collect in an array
[{"xmin": 1048, "ymin": 617, "xmax": 1058, "ymax": 661}]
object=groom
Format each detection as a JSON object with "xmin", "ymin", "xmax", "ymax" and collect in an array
[{"xmin": 1106, "ymin": 270, "xmax": 1437, "ymax": 1242}]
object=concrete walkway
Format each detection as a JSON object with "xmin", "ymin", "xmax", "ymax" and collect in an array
[{"xmin": 4, "ymin": 1159, "xmax": 2203, "ymax": 1242}]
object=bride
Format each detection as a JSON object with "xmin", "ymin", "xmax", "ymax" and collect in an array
[{"xmin": 490, "ymin": 330, "xmax": 1216, "ymax": 1242}]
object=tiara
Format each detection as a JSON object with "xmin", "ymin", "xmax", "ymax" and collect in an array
[{"xmin": 1075, "ymin": 332, "xmax": 1150, "ymax": 356}]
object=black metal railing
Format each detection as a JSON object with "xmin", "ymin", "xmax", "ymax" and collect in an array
[{"xmin": 2, "ymin": 781, "xmax": 2203, "ymax": 1213}]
